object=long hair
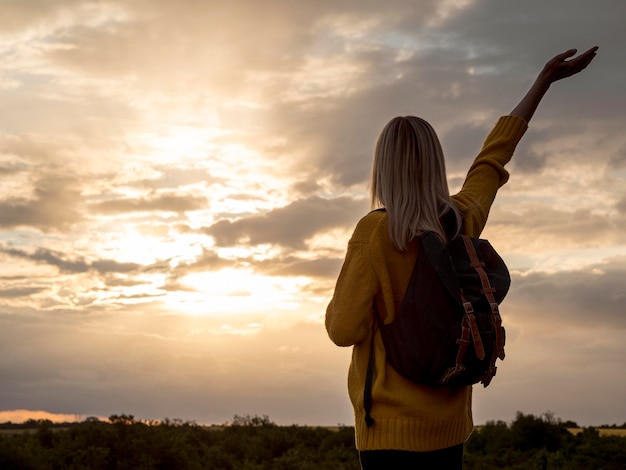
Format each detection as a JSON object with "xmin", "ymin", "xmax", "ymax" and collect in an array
[{"xmin": 370, "ymin": 116, "xmax": 460, "ymax": 251}]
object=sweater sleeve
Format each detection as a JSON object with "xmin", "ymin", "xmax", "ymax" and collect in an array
[
  {"xmin": 452, "ymin": 115, "xmax": 528, "ymax": 237},
  {"xmin": 325, "ymin": 240, "xmax": 378, "ymax": 347}
]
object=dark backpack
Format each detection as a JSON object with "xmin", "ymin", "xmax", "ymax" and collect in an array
[{"xmin": 364, "ymin": 231, "xmax": 510, "ymax": 427}]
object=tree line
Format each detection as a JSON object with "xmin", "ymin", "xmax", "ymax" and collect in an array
[{"xmin": 0, "ymin": 411, "xmax": 624, "ymax": 469}]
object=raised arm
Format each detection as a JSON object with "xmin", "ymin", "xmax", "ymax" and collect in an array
[{"xmin": 510, "ymin": 47, "xmax": 598, "ymax": 122}]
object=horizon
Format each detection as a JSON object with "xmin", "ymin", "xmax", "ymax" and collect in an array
[
  {"xmin": 1, "ymin": 0, "xmax": 625, "ymax": 429},
  {"xmin": 2, "ymin": 409, "xmax": 625, "ymax": 428}
]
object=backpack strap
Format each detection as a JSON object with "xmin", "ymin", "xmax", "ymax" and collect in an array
[
  {"xmin": 363, "ymin": 319, "xmax": 377, "ymax": 428},
  {"xmin": 460, "ymin": 235, "xmax": 506, "ymax": 386},
  {"xmin": 439, "ymin": 313, "xmax": 471, "ymax": 384},
  {"xmin": 439, "ymin": 292, "xmax": 485, "ymax": 384}
]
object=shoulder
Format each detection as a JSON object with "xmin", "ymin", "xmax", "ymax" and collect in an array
[{"xmin": 350, "ymin": 209, "xmax": 388, "ymax": 244}]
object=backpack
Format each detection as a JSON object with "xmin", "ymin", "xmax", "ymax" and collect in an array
[{"xmin": 363, "ymin": 231, "xmax": 510, "ymax": 427}]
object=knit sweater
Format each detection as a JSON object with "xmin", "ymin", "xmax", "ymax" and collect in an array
[{"xmin": 325, "ymin": 115, "xmax": 528, "ymax": 452}]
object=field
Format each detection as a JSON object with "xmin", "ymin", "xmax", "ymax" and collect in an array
[{"xmin": 568, "ymin": 427, "xmax": 626, "ymax": 437}]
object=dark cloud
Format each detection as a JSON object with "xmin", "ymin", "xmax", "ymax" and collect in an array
[
  {"xmin": 290, "ymin": 179, "xmax": 322, "ymax": 198},
  {"xmin": 508, "ymin": 257, "xmax": 626, "ymax": 328},
  {"xmin": 89, "ymin": 193, "xmax": 207, "ymax": 214},
  {"xmin": 102, "ymin": 275, "xmax": 151, "ymax": 288},
  {"xmin": 445, "ymin": 0, "xmax": 622, "ymax": 70},
  {"xmin": 0, "ymin": 286, "xmax": 45, "ymax": 298},
  {"xmin": 169, "ymin": 248, "xmax": 235, "ymax": 276},
  {"xmin": 439, "ymin": 1, "xmax": 624, "ymax": 123},
  {"xmin": 1, "ymin": 246, "xmax": 140, "ymax": 274},
  {"xmin": 487, "ymin": 204, "xmax": 625, "ymax": 248},
  {"xmin": 442, "ymin": 121, "xmax": 497, "ymax": 171},
  {"xmin": 256, "ymin": 0, "xmax": 623, "ymax": 191},
  {"xmin": 206, "ymin": 196, "xmax": 366, "ymax": 248},
  {"xmin": 0, "ymin": 176, "xmax": 83, "ymax": 230},
  {"xmin": 255, "ymin": 47, "xmax": 490, "ymax": 190},
  {"xmin": 165, "ymin": 243, "xmax": 344, "ymax": 281},
  {"xmin": 444, "ymin": 122, "xmax": 592, "ymax": 175}
]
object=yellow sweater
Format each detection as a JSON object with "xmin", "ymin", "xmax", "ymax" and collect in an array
[{"xmin": 325, "ymin": 115, "xmax": 528, "ymax": 452}]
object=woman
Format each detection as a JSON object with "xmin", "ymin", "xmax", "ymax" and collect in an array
[{"xmin": 325, "ymin": 47, "xmax": 598, "ymax": 469}]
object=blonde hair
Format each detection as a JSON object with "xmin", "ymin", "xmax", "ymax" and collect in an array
[{"xmin": 370, "ymin": 116, "xmax": 460, "ymax": 251}]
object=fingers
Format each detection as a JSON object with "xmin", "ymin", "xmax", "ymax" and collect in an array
[
  {"xmin": 557, "ymin": 46, "xmax": 598, "ymax": 64},
  {"xmin": 558, "ymin": 49, "xmax": 578, "ymax": 61},
  {"xmin": 569, "ymin": 46, "xmax": 598, "ymax": 70},
  {"xmin": 546, "ymin": 48, "xmax": 580, "ymax": 70},
  {"xmin": 555, "ymin": 46, "xmax": 598, "ymax": 76},
  {"xmin": 574, "ymin": 47, "xmax": 598, "ymax": 61},
  {"xmin": 539, "ymin": 46, "xmax": 598, "ymax": 83}
]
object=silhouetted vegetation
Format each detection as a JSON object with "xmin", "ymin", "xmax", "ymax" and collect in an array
[
  {"xmin": 0, "ymin": 412, "xmax": 624, "ymax": 469},
  {"xmin": 464, "ymin": 412, "xmax": 626, "ymax": 469},
  {"xmin": 0, "ymin": 413, "xmax": 358, "ymax": 469}
]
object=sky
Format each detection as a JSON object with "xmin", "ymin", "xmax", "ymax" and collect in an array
[{"xmin": 0, "ymin": 0, "xmax": 624, "ymax": 428}]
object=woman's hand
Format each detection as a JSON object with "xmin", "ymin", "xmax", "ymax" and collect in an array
[
  {"xmin": 537, "ymin": 47, "xmax": 599, "ymax": 87},
  {"xmin": 510, "ymin": 46, "xmax": 599, "ymax": 122}
]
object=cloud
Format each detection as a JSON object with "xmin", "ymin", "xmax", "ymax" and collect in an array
[
  {"xmin": 89, "ymin": 193, "xmax": 207, "ymax": 214},
  {"xmin": 1, "ymin": 246, "xmax": 140, "ymax": 274},
  {"xmin": 493, "ymin": 206, "xmax": 623, "ymax": 247},
  {"xmin": 506, "ymin": 256, "xmax": 626, "ymax": 329},
  {"xmin": 165, "ymin": 249, "xmax": 235, "ymax": 281},
  {"xmin": 0, "ymin": 286, "xmax": 45, "ymax": 298},
  {"xmin": 0, "ymin": 176, "xmax": 83, "ymax": 230},
  {"xmin": 206, "ymin": 196, "xmax": 366, "ymax": 249}
]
